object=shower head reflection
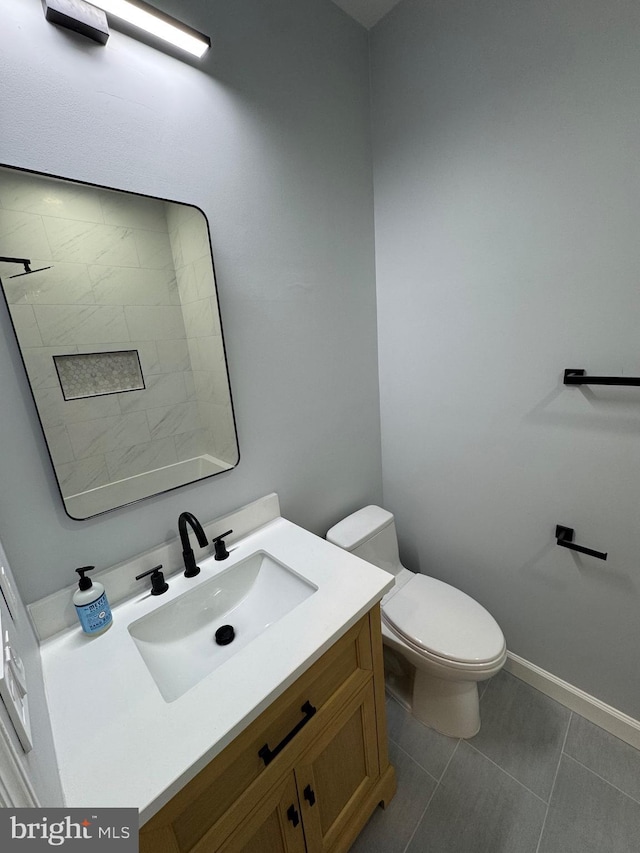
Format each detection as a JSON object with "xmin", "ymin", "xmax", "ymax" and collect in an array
[
  {"xmin": 7, "ymin": 263, "xmax": 53, "ymax": 278},
  {"xmin": 0, "ymin": 257, "xmax": 53, "ymax": 278}
]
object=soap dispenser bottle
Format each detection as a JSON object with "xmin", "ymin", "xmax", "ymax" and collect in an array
[{"xmin": 73, "ymin": 566, "xmax": 112, "ymax": 636}]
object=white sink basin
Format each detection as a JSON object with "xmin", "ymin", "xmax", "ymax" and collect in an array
[{"xmin": 128, "ymin": 551, "xmax": 317, "ymax": 702}]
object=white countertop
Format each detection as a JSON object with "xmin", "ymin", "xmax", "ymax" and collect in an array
[{"xmin": 39, "ymin": 517, "xmax": 393, "ymax": 824}]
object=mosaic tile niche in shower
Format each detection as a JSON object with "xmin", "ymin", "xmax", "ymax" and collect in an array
[{"xmin": 53, "ymin": 350, "xmax": 145, "ymax": 400}]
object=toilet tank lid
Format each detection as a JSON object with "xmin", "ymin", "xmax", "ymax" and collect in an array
[{"xmin": 326, "ymin": 505, "xmax": 394, "ymax": 551}]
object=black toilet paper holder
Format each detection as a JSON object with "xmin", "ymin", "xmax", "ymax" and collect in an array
[{"xmin": 555, "ymin": 525, "xmax": 607, "ymax": 561}]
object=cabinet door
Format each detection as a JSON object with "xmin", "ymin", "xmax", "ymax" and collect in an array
[
  {"xmin": 217, "ymin": 773, "xmax": 306, "ymax": 853},
  {"xmin": 295, "ymin": 682, "xmax": 380, "ymax": 853}
]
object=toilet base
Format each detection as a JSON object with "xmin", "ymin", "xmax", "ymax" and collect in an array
[
  {"xmin": 382, "ymin": 644, "xmax": 482, "ymax": 738},
  {"xmin": 412, "ymin": 670, "xmax": 480, "ymax": 739},
  {"xmin": 383, "ymin": 645, "xmax": 414, "ymax": 710}
]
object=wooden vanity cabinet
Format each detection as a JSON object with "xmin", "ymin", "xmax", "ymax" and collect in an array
[
  {"xmin": 218, "ymin": 772, "xmax": 305, "ymax": 853},
  {"xmin": 140, "ymin": 605, "xmax": 396, "ymax": 853}
]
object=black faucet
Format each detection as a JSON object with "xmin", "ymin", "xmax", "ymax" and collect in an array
[{"xmin": 178, "ymin": 511, "xmax": 209, "ymax": 577}]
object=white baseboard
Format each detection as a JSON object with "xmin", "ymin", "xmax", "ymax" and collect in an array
[{"xmin": 505, "ymin": 652, "xmax": 640, "ymax": 751}]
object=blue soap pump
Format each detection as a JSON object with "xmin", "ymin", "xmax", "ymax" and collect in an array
[{"xmin": 73, "ymin": 566, "xmax": 113, "ymax": 636}]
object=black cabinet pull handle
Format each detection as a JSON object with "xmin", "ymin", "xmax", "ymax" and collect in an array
[
  {"xmin": 303, "ymin": 785, "xmax": 316, "ymax": 807},
  {"xmin": 286, "ymin": 805, "xmax": 299, "ymax": 827},
  {"xmin": 258, "ymin": 701, "xmax": 317, "ymax": 766}
]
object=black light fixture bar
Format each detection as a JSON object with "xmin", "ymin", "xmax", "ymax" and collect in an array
[
  {"xmin": 42, "ymin": 0, "xmax": 110, "ymax": 45},
  {"xmin": 564, "ymin": 369, "xmax": 640, "ymax": 387}
]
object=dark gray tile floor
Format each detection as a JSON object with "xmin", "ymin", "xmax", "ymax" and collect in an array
[{"xmin": 351, "ymin": 670, "xmax": 640, "ymax": 853}]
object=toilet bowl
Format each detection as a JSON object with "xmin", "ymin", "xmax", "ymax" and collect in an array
[{"xmin": 326, "ymin": 506, "xmax": 506, "ymax": 738}]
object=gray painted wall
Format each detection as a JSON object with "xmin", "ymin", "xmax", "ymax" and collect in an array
[
  {"xmin": 0, "ymin": 0, "xmax": 381, "ymax": 604},
  {"xmin": 371, "ymin": 0, "xmax": 640, "ymax": 718}
]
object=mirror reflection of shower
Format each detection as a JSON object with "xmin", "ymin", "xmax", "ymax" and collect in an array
[{"xmin": 0, "ymin": 165, "xmax": 239, "ymax": 520}]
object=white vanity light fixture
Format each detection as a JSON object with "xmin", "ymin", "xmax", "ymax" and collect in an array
[{"xmin": 91, "ymin": 0, "xmax": 211, "ymax": 58}]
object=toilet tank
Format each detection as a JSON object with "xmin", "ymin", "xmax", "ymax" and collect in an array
[{"xmin": 326, "ymin": 505, "xmax": 403, "ymax": 577}]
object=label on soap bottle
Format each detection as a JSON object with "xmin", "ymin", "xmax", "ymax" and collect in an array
[{"xmin": 75, "ymin": 591, "xmax": 112, "ymax": 635}]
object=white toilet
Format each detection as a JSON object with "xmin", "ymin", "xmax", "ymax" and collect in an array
[{"xmin": 326, "ymin": 505, "xmax": 506, "ymax": 738}]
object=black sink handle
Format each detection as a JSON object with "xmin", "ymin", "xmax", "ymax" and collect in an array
[
  {"xmin": 135, "ymin": 565, "xmax": 168, "ymax": 595},
  {"xmin": 212, "ymin": 529, "xmax": 233, "ymax": 561}
]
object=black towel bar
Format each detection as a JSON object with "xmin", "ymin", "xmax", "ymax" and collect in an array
[
  {"xmin": 555, "ymin": 525, "xmax": 607, "ymax": 561},
  {"xmin": 564, "ymin": 369, "xmax": 640, "ymax": 387}
]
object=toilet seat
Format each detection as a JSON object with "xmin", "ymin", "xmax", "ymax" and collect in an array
[{"xmin": 382, "ymin": 574, "xmax": 505, "ymax": 665}]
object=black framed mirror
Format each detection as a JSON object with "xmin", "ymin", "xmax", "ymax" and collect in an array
[{"xmin": 0, "ymin": 164, "xmax": 239, "ymax": 519}]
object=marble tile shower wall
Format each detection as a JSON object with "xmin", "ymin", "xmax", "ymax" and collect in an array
[
  {"xmin": 165, "ymin": 204, "xmax": 236, "ymax": 465},
  {"xmin": 0, "ymin": 173, "xmax": 212, "ymax": 498}
]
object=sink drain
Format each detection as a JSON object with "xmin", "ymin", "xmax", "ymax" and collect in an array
[{"xmin": 215, "ymin": 624, "xmax": 235, "ymax": 646}]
